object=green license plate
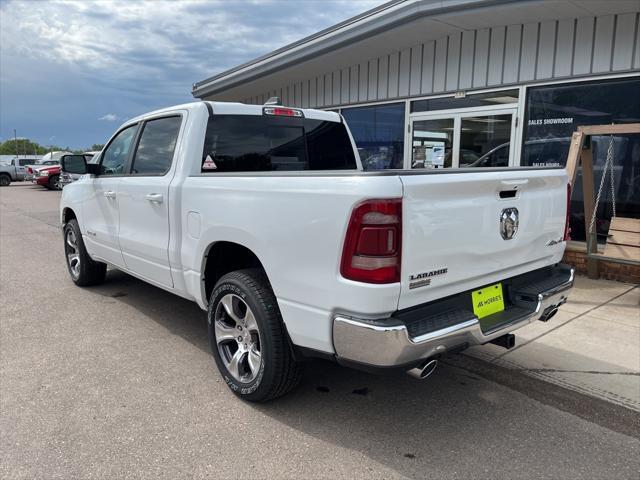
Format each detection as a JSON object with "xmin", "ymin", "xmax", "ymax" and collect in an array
[{"xmin": 472, "ymin": 283, "xmax": 505, "ymax": 319}]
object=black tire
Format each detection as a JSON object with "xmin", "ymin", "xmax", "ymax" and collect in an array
[
  {"xmin": 208, "ymin": 269, "xmax": 303, "ymax": 402},
  {"xmin": 0, "ymin": 174, "xmax": 10, "ymax": 186},
  {"xmin": 63, "ymin": 219, "xmax": 107, "ymax": 286},
  {"xmin": 48, "ymin": 174, "xmax": 61, "ymax": 190}
]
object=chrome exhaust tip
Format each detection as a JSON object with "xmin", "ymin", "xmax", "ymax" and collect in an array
[{"xmin": 407, "ymin": 359, "xmax": 438, "ymax": 380}]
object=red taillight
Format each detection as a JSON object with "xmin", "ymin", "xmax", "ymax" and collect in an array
[
  {"xmin": 564, "ymin": 183, "xmax": 572, "ymax": 241},
  {"xmin": 341, "ymin": 199, "xmax": 402, "ymax": 284},
  {"xmin": 263, "ymin": 107, "xmax": 303, "ymax": 117}
]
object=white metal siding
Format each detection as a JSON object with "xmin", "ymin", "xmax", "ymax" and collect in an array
[
  {"xmin": 473, "ymin": 29, "xmax": 490, "ymax": 88},
  {"xmin": 247, "ymin": 13, "xmax": 639, "ymax": 107},
  {"xmin": 367, "ymin": 59, "xmax": 377, "ymax": 101},
  {"xmin": 534, "ymin": 22, "xmax": 553, "ymax": 80},
  {"xmin": 378, "ymin": 55, "xmax": 389, "ymax": 99},
  {"xmin": 459, "ymin": 31, "xmax": 474, "ymax": 89}
]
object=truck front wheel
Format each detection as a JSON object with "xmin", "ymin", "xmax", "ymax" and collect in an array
[
  {"xmin": 48, "ymin": 174, "xmax": 61, "ymax": 190},
  {"xmin": 208, "ymin": 269, "xmax": 303, "ymax": 402},
  {"xmin": 0, "ymin": 174, "xmax": 10, "ymax": 186},
  {"xmin": 63, "ymin": 219, "xmax": 107, "ymax": 286}
]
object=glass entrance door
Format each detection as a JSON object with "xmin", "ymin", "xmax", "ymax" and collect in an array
[
  {"xmin": 410, "ymin": 107, "xmax": 517, "ymax": 169},
  {"xmin": 459, "ymin": 113, "xmax": 513, "ymax": 168},
  {"xmin": 411, "ymin": 118, "xmax": 454, "ymax": 169}
]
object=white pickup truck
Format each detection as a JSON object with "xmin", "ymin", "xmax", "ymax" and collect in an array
[{"xmin": 60, "ymin": 101, "xmax": 574, "ymax": 402}]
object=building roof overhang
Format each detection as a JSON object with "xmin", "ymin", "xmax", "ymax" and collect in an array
[{"xmin": 192, "ymin": 0, "xmax": 640, "ymax": 100}]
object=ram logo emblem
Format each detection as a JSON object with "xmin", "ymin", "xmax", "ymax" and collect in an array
[{"xmin": 500, "ymin": 208, "xmax": 519, "ymax": 240}]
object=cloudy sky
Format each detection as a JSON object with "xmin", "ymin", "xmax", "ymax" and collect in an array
[{"xmin": 0, "ymin": 0, "xmax": 382, "ymax": 149}]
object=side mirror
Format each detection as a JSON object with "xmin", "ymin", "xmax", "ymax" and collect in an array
[
  {"xmin": 61, "ymin": 155, "xmax": 87, "ymax": 174},
  {"xmin": 61, "ymin": 154, "xmax": 98, "ymax": 175}
]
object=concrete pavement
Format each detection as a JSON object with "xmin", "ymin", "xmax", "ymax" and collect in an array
[
  {"xmin": 467, "ymin": 278, "xmax": 639, "ymax": 411},
  {"xmin": 1, "ymin": 183, "xmax": 639, "ymax": 479}
]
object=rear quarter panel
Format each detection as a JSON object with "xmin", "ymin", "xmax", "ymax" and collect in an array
[{"xmin": 181, "ymin": 174, "xmax": 403, "ymax": 352}]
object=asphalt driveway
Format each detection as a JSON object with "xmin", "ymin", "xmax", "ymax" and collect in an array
[{"xmin": 1, "ymin": 183, "xmax": 638, "ymax": 479}]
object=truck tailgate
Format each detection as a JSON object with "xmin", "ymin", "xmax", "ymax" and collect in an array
[{"xmin": 398, "ymin": 169, "xmax": 568, "ymax": 310}]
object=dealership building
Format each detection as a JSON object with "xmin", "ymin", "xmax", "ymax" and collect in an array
[{"xmin": 193, "ymin": 0, "xmax": 640, "ymax": 278}]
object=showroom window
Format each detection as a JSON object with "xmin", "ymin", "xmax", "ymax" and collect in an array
[
  {"xmin": 522, "ymin": 76, "xmax": 640, "ymax": 242},
  {"xmin": 408, "ymin": 89, "xmax": 519, "ymax": 169},
  {"xmin": 410, "ymin": 112, "xmax": 515, "ymax": 169},
  {"xmin": 341, "ymin": 103, "xmax": 405, "ymax": 170}
]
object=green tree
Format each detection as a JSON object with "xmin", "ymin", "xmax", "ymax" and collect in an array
[
  {"xmin": 0, "ymin": 138, "xmax": 104, "ymax": 156},
  {"xmin": 0, "ymin": 138, "xmax": 49, "ymax": 155}
]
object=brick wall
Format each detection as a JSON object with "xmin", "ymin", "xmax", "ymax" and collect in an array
[{"xmin": 563, "ymin": 243, "xmax": 640, "ymax": 284}]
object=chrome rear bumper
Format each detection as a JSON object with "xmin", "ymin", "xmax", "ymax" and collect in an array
[{"xmin": 333, "ymin": 264, "xmax": 574, "ymax": 367}]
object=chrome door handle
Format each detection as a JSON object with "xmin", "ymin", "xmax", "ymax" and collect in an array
[
  {"xmin": 104, "ymin": 190, "xmax": 116, "ymax": 199},
  {"xmin": 145, "ymin": 193, "xmax": 163, "ymax": 204}
]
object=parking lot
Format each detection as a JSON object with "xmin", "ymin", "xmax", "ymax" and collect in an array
[{"xmin": 1, "ymin": 182, "xmax": 639, "ymax": 479}]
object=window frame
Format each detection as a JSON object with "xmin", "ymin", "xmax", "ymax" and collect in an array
[
  {"xmin": 127, "ymin": 114, "xmax": 184, "ymax": 177},
  {"xmin": 97, "ymin": 123, "xmax": 140, "ymax": 177}
]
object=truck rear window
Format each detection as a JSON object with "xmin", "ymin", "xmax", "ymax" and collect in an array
[{"xmin": 202, "ymin": 114, "xmax": 357, "ymax": 172}]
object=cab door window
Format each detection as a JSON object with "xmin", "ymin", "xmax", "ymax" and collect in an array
[
  {"xmin": 130, "ymin": 116, "xmax": 181, "ymax": 175},
  {"xmin": 100, "ymin": 125, "xmax": 137, "ymax": 175}
]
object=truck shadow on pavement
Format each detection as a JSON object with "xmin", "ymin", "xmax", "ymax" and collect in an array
[
  {"xmin": 90, "ymin": 269, "xmax": 639, "ymax": 479},
  {"xmin": 93, "ymin": 269, "xmax": 211, "ymax": 353}
]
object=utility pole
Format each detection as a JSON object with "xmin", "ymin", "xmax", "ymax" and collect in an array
[{"xmin": 13, "ymin": 129, "xmax": 18, "ymax": 159}]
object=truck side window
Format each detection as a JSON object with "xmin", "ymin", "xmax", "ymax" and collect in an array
[
  {"xmin": 130, "ymin": 116, "xmax": 182, "ymax": 175},
  {"xmin": 100, "ymin": 125, "xmax": 137, "ymax": 175}
]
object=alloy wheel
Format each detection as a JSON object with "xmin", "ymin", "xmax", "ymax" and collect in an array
[
  {"xmin": 214, "ymin": 294, "xmax": 262, "ymax": 383},
  {"xmin": 65, "ymin": 228, "xmax": 81, "ymax": 279}
]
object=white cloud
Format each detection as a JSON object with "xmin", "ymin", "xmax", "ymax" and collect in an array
[
  {"xmin": 2, "ymin": 1, "xmax": 275, "ymax": 80},
  {"xmin": 1, "ymin": 0, "xmax": 381, "ymax": 82},
  {"xmin": 0, "ymin": 0, "xmax": 383, "ymax": 148},
  {"xmin": 98, "ymin": 113, "xmax": 118, "ymax": 122}
]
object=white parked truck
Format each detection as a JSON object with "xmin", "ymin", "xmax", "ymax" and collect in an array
[
  {"xmin": 60, "ymin": 101, "xmax": 574, "ymax": 401},
  {"xmin": 0, "ymin": 158, "xmax": 34, "ymax": 185}
]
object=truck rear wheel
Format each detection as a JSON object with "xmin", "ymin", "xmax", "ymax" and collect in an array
[
  {"xmin": 208, "ymin": 269, "xmax": 303, "ymax": 402},
  {"xmin": 63, "ymin": 219, "xmax": 107, "ymax": 286},
  {"xmin": 0, "ymin": 174, "xmax": 10, "ymax": 186}
]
